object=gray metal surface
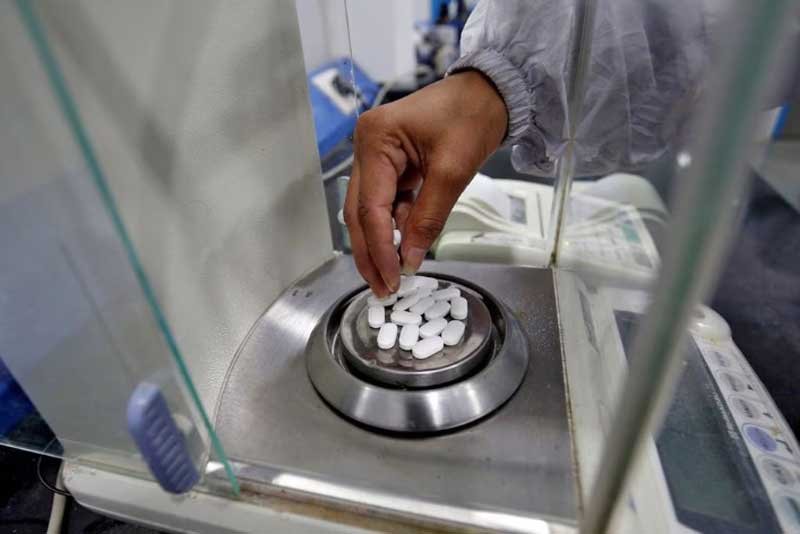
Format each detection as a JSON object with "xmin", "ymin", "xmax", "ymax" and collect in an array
[
  {"xmin": 339, "ymin": 281, "xmax": 493, "ymax": 388},
  {"xmin": 308, "ymin": 276, "xmax": 528, "ymax": 432},
  {"xmin": 214, "ymin": 256, "xmax": 576, "ymax": 525}
]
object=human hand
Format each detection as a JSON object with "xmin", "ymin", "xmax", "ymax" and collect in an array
[{"xmin": 344, "ymin": 70, "xmax": 507, "ymax": 297}]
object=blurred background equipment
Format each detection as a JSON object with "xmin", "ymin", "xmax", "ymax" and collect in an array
[{"xmin": 307, "ymin": 57, "xmax": 378, "ymax": 158}]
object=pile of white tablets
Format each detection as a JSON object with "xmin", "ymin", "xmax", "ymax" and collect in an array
[{"xmin": 366, "ymin": 276, "xmax": 468, "ymax": 360}]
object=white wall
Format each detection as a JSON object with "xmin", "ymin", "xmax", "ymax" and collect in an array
[{"xmin": 295, "ymin": 0, "xmax": 429, "ymax": 81}]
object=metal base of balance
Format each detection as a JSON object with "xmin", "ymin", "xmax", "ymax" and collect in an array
[
  {"xmin": 213, "ymin": 256, "xmax": 577, "ymax": 530},
  {"xmin": 307, "ymin": 277, "xmax": 529, "ymax": 432}
]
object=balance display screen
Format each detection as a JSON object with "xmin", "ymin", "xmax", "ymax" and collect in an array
[{"xmin": 615, "ymin": 311, "xmax": 780, "ymax": 533}]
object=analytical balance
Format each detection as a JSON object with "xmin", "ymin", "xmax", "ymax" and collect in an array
[{"xmin": 0, "ymin": 1, "xmax": 798, "ymax": 533}]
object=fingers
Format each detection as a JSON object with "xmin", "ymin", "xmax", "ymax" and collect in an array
[
  {"xmin": 344, "ymin": 71, "xmax": 506, "ymax": 284},
  {"xmin": 344, "ymin": 160, "xmax": 391, "ymax": 297},
  {"xmin": 400, "ymin": 160, "xmax": 471, "ymax": 274},
  {"xmin": 351, "ymin": 110, "xmax": 410, "ymax": 294},
  {"xmin": 357, "ymin": 149, "xmax": 402, "ymax": 293},
  {"xmin": 392, "ymin": 190, "xmax": 415, "ymax": 235}
]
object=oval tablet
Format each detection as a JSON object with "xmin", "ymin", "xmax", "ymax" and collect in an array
[
  {"xmin": 450, "ymin": 296, "xmax": 468, "ymax": 320},
  {"xmin": 415, "ymin": 286, "xmax": 433, "ymax": 299},
  {"xmin": 415, "ymin": 276, "xmax": 439, "ymax": 290},
  {"xmin": 393, "ymin": 229, "xmax": 402, "ymax": 247},
  {"xmin": 442, "ymin": 320, "xmax": 465, "ymax": 346},
  {"xmin": 409, "ymin": 296, "xmax": 435, "ymax": 315},
  {"xmin": 412, "ymin": 336, "xmax": 444, "ymax": 359},
  {"xmin": 390, "ymin": 310, "xmax": 422, "ymax": 326},
  {"xmin": 367, "ymin": 292, "xmax": 398, "ymax": 308},
  {"xmin": 424, "ymin": 301, "xmax": 450, "ymax": 321},
  {"xmin": 368, "ymin": 306, "xmax": 385, "ymax": 328},
  {"xmin": 399, "ymin": 324, "xmax": 419, "ymax": 350},
  {"xmin": 393, "ymin": 293, "xmax": 422, "ymax": 311},
  {"xmin": 420, "ymin": 318, "xmax": 447, "ymax": 338},
  {"xmin": 431, "ymin": 287, "xmax": 460, "ymax": 301},
  {"xmin": 397, "ymin": 276, "xmax": 418, "ymax": 297},
  {"xmin": 377, "ymin": 323, "xmax": 398, "ymax": 349}
]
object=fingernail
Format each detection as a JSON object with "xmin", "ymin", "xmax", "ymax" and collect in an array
[
  {"xmin": 402, "ymin": 247, "xmax": 426, "ymax": 275},
  {"xmin": 387, "ymin": 271, "xmax": 401, "ymax": 292},
  {"xmin": 373, "ymin": 285, "xmax": 390, "ymax": 298}
]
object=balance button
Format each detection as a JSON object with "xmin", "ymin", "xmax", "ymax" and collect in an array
[
  {"xmin": 712, "ymin": 351, "xmax": 731, "ymax": 368},
  {"xmin": 721, "ymin": 372, "xmax": 746, "ymax": 393},
  {"xmin": 745, "ymin": 425, "xmax": 778, "ymax": 452},
  {"xmin": 760, "ymin": 457, "xmax": 796, "ymax": 487},
  {"xmin": 731, "ymin": 397, "xmax": 760, "ymax": 420},
  {"xmin": 777, "ymin": 493, "xmax": 800, "ymax": 530}
]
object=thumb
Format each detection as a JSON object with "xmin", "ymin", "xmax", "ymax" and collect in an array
[{"xmin": 400, "ymin": 162, "xmax": 471, "ymax": 274}]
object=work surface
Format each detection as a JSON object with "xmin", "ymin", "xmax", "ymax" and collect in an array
[{"xmin": 214, "ymin": 256, "xmax": 577, "ymax": 525}]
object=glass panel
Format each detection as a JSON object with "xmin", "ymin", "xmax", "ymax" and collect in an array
[
  {"xmin": 0, "ymin": 0, "xmax": 240, "ymax": 493},
  {"xmin": 547, "ymin": 1, "xmax": 799, "ymax": 533}
]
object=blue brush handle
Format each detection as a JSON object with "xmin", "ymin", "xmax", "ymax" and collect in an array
[{"xmin": 127, "ymin": 382, "xmax": 199, "ymax": 494}]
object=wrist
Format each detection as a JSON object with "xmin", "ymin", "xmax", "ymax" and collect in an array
[
  {"xmin": 445, "ymin": 70, "xmax": 508, "ymax": 151},
  {"xmin": 448, "ymin": 49, "xmax": 531, "ymax": 145}
]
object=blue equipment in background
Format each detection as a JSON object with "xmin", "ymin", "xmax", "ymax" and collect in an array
[
  {"xmin": 0, "ymin": 358, "xmax": 35, "ymax": 436},
  {"xmin": 307, "ymin": 58, "xmax": 379, "ymax": 158}
]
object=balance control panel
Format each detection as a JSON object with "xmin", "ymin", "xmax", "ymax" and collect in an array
[{"xmin": 695, "ymin": 334, "xmax": 800, "ymax": 533}]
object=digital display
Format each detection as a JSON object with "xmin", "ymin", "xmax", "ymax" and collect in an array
[{"xmin": 614, "ymin": 311, "xmax": 780, "ymax": 533}]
